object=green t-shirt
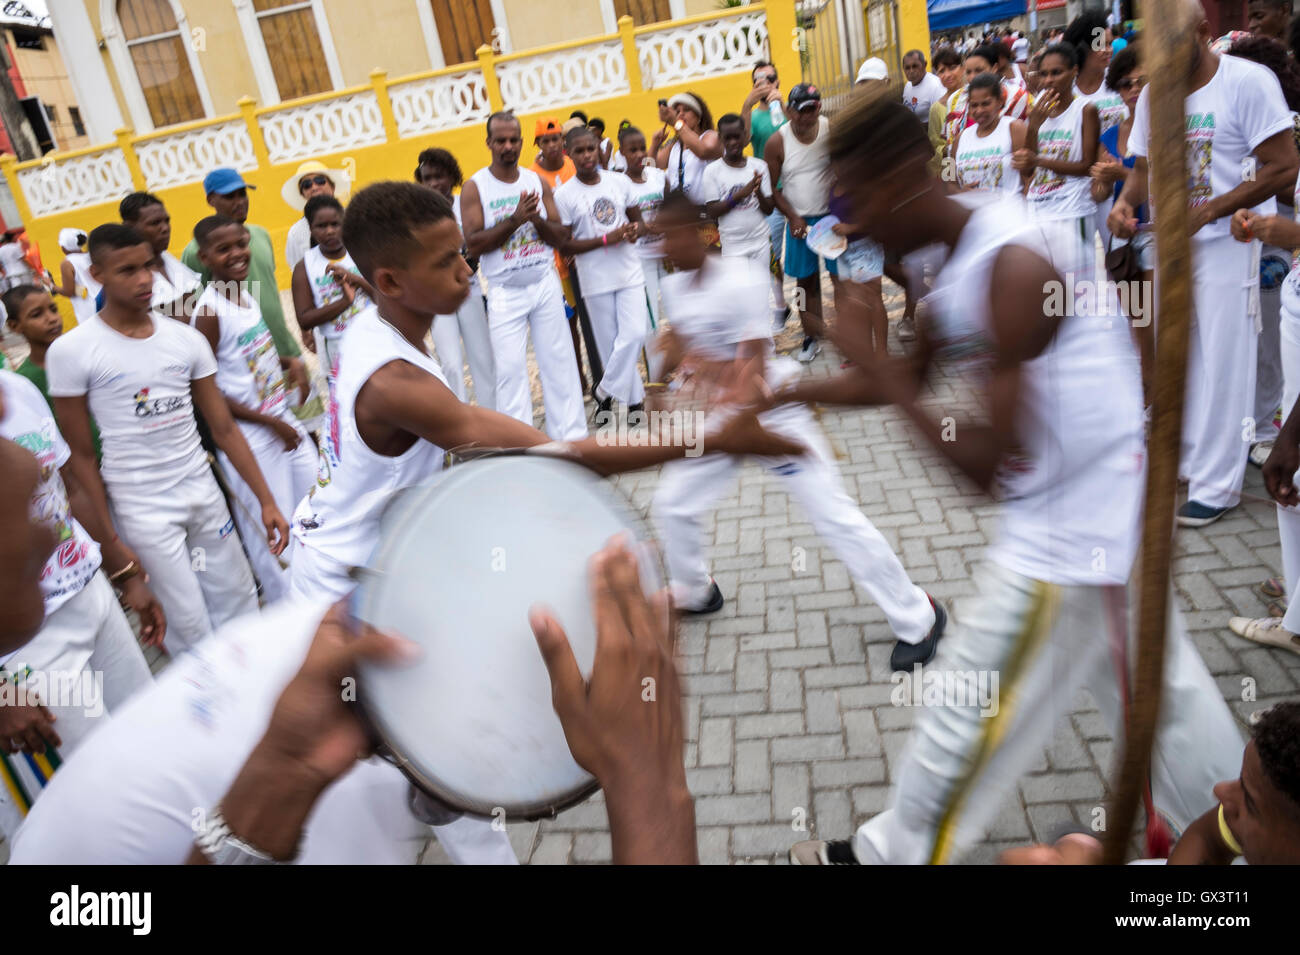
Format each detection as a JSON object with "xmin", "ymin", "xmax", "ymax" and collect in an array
[
  {"xmin": 749, "ymin": 105, "xmax": 786, "ymax": 160},
  {"xmin": 182, "ymin": 223, "xmax": 300, "ymax": 358},
  {"xmin": 15, "ymin": 359, "xmax": 103, "ymax": 463}
]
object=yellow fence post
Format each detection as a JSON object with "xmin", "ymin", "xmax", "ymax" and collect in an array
[
  {"xmin": 765, "ymin": 0, "xmax": 802, "ymax": 86},
  {"xmin": 0, "ymin": 153, "xmax": 34, "ymax": 226},
  {"xmin": 239, "ymin": 96, "xmax": 271, "ymax": 172},
  {"xmin": 478, "ymin": 45, "xmax": 504, "ymax": 112},
  {"xmin": 619, "ymin": 15, "xmax": 643, "ymax": 92},
  {"xmin": 115, "ymin": 127, "xmax": 146, "ymax": 191},
  {"xmin": 370, "ymin": 68, "xmax": 401, "ymax": 143}
]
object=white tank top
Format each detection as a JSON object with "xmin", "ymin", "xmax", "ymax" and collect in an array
[
  {"xmin": 65, "ymin": 252, "xmax": 100, "ymax": 325},
  {"xmin": 777, "ymin": 117, "xmax": 832, "ymax": 217},
  {"xmin": 1025, "ymin": 96, "xmax": 1097, "ymax": 221},
  {"xmin": 469, "ymin": 166, "xmax": 554, "ymax": 287},
  {"xmin": 954, "ymin": 116, "xmax": 1021, "ymax": 197},
  {"xmin": 292, "ymin": 305, "xmax": 449, "ymax": 569},
  {"xmin": 192, "ymin": 283, "xmax": 291, "ymax": 440},
  {"xmin": 303, "ymin": 245, "xmax": 369, "ymax": 341},
  {"xmin": 923, "ymin": 196, "xmax": 1145, "ymax": 585}
]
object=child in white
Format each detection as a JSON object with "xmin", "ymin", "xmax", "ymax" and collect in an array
[
  {"xmin": 703, "ymin": 149, "xmax": 776, "ymax": 267},
  {"xmin": 554, "ymin": 132, "xmax": 648, "ymax": 410},
  {"xmin": 431, "ymin": 195, "xmax": 496, "ymax": 409},
  {"xmin": 620, "ymin": 126, "xmax": 670, "ymax": 332},
  {"xmin": 651, "ymin": 223, "xmax": 938, "ymax": 643},
  {"xmin": 292, "ymin": 197, "xmax": 372, "ymax": 384},
  {"xmin": 0, "ymin": 371, "xmax": 153, "ymax": 837},
  {"xmin": 192, "ymin": 278, "xmax": 316, "ymax": 604},
  {"xmin": 55, "ymin": 230, "xmax": 99, "ymax": 326}
]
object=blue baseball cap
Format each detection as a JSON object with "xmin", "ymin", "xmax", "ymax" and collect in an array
[{"xmin": 203, "ymin": 167, "xmax": 255, "ymax": 196}]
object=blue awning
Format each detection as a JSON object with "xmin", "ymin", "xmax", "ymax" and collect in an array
[{"xmin": 927, "ymin": 0, "xmax": 1028, "ymax": 32}]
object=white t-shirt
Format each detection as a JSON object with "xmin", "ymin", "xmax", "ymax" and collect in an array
[
  {"xmin": 553, "ymin": 170, "xmax": 645, "ymax": 296},
  {"xmin": 0, "ymin": 371, "xmax": 100, "ymax": 620},
  {"xmin": 292, "ymin": 305, "xmax": 449, "ymax": 570},
  {"xmin": 0, "ymin": 242, "xmax": 31, "ymax": 281},
  {"xmin": 660, "ymin": 257, "xmax": 773, "ymax": 363},
  {"xmin": 702, "ymin": 157, "xmax": 774, "ymax": 259},
  {"xmin": 904, "ymin": 72, "xmax": 949, "ymax": 121},
  {"xmin": 284, "ymin": 217, "xmax": 312, "ymax": 271},
  {"xmin": 1130, "ymin": 54, "xmax": 1293, "ymax": 241},
  {"xmin": 151, "ymin": 251, "xmax": 200, "ymax": 318},
  {"xmin": 626, "ymin": 167, "xmax": 668, "ymax": 259},
  {"xmin": 63, "ymin": 251, "xmax": 100, "ymax": 326},
  {"xmin": 1025, "ymin": 97, "xmax": 1098, "ymax": 221},
  {"xmin": 46, "ymin": 313, "xmax": 217, "ymax": 496},
  {"xmin": 302, "ymin": 246, "xmax": 369, "ymax": 343},
  {"xmin": 923, "ymin": 197, "xmax": 1145, "ymax": 585},
  {"xmin": 666, "ymin": 141, "xmax": 711, "ymax": 204},
  {"xmin": 192, "ymin": 284, "xmax": 292, "ymax": 445},
  {"xmin": 8, "ymin": 599, "xmax": 427, "ymax": 864},
  {"xmin": 1074, "ymin": 80, "xmax": 1128, "ymax": 137}
]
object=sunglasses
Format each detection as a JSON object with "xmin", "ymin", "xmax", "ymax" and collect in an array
[
  {"xmin": 754, "ymin": 73, "xmax": 777, "ymax": 85},
  {"xmin": 1118, "ymin": 76, "xmax": 1147, "ymax": 92},
  {"xmin": 299, "ymin": 175, "xmax": 331, "ymax": 192}
]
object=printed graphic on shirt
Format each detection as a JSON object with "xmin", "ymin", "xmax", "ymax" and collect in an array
[
  {"xmin": 487, "ymin": 194, "xmax": 547, "ymax": 271},
  {"xmin": 957, "ymin": 145, "xmax": 1008, "ymax": 191},
  {"xmin": 724, "ymin": 181, "xmax": 762, "ymax": 212},
  {"xmin": 1093, "ymin": 94, "xmax": 1128, "ymax": 135},
  {"xmin": 592, "ymin": 197, "xmax": 617, "ymax": 226},
  {"xmin": 11, "ymin": 421, "xmax": 96, "ymax": 601},
  {"xmin": 312, "ymin": 262, "xmax": 369, "ymax": 338},
  {"xmin": 1186, "ymin": 112, "xmax": 1215, "ymax": 208},
  {"xmin": 237, "ymin": 319, "xmax": 288, "ymax": 417},
  {"xmin": 1027, "ymin": 129, "xmax": 1075, "ymax": 200},
  {"xmin": 131, "ymin": 386, "xmax": 189, "ymax": 425}
]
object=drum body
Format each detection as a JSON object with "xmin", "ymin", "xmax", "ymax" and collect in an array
[{"xmin": 352, "ymin": 454, "xmax": 663, "ymax": 820}]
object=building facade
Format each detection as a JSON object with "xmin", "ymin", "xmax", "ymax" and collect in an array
[{"xmin": 2, "ymin": 1, "xmax": 90, "ymax": 153}]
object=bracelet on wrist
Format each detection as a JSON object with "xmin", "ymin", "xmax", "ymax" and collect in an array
[{"xmin": 108, "ymin": 560, "xmax": 140, "ymax": 585}]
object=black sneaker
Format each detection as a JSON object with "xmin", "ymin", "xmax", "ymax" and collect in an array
[
  {"xmin": 789, "ymin": 838, "xmax": 860, "ymax": 865},
  {"xmin": 890, "ymin": 596, "xmax": 947, "ymax": 672},
  {"xmin": 681, "ymin": 579, "xmax": 724, "ymax": 615}
]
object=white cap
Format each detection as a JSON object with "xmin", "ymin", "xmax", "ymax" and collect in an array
[
  {"xmin": 58, "ymin": 228, "xmax": 86, "ymax": 252},
  {"xmin": 856, "ymin": 57, "xmax": 889, "ymax": 83}
]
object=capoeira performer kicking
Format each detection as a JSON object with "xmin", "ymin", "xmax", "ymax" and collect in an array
[
  {"xmin": 192, "ymin": 216, "xmax": 318, "ymax": 604},
  {"xmin": 460, "ymin": 112, "xmax": 588, "ymax": 438},
  {"xmin": 1110, "ymin": 5, "xmax": 1298, "ymax": 527},
  {"xmin": 554, "ymin": 125, "xmax": 649, "ymax": 421},
  {"xmin": 285, "ymin": 181, "xmax": 799, "ymax": 862},
  {"xmin": 786, "ymin": 90, "xmax": 1244, "ymax": 865},
  {"xmin": 650, "ymin": 191, "xmax": 945, "ymax": 669}
]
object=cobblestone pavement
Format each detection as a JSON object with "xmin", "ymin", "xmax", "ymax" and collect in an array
[{"xmin": 422, "ymin": 283, "xmax": 1300, "ymax": 865}]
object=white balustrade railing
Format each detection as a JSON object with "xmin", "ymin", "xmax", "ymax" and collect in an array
[
  {"xmin": 260, "ymin": 92, "xmax": 387, "ymax": 164},
  {"xmin": 497, "ymin": 41, "xmax": 628, "ymax": 114},
  {"xmin": 637, "ymin": 11, "xmax": 769, "ymax": 89},
  {"xmin": 17, "ymin": 149, "xmax": 134, "ymax": 217},
  {"xmin": 390, "ymin": 70, "xmax": 491, "ymax": 137},
  {"xmin": 135, "ymin": 120, "xmax": 257, "ymax": 191}
]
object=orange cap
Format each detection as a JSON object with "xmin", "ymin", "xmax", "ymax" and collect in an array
[{"xmin": 534, "ymin": 117, "xmax": 563, "ymax": 139}]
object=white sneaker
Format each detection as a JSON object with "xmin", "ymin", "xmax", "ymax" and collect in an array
[
  {"xmin": 1228, "ymin": 615, "xmax": 1300, "ymax": 655},
  {"xmin": 797, "ymin": 337, "xmax": 820, "ymax": 363},
  {"xmin": 1249, "ymin": 441, "xmax": 1274, "ymax": 468}
]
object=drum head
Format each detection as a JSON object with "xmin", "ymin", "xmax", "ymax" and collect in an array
[{"xmin": 352, "ymin": 454, "xmax": 662, "ymax": 820}]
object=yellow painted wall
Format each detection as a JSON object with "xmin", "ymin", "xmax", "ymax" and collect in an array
[
  {"xmin": 897, "ymin": 0, "xmax": 930, "ymax": 59},
  {"xmin": 20, "ymin": 68, "xmax": 758, "ymax": 321},
  {"xmin": 501, "ymin": 0, "xmax": 608, "ymax": 47},
  {"xmin": 321, "ymin": 0, "xmax": 431, "ymax": 82},
  {"xmin": 9, "ymin": 29, "xmax": 90, "ymax": 151}
]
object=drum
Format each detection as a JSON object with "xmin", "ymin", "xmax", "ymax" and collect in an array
[{"xmin": 351, "ymin": 453, "xmax": 664, "ymax": 821}]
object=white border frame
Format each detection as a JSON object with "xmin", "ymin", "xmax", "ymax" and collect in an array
[
  {"xmin": 233, "ymin": 0, "xmax": 344, "ymax": 106},
  {"xmin": 417, "ymin": 0, "xmax": 512, "ymax": 70},
  {"xmin": 101, "ymin": 0, "xmax": 215, "ymax": 132}
]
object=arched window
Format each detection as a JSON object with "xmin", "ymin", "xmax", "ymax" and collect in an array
[
  {"xmin": 252, "ymin": 0, "xmax": 336, "ymax": 101},
  {"xmin": 118, "ymin": 0, "xmax": 205, "ymax": 127}
]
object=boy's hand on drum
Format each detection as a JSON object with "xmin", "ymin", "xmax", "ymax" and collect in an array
[{"xmin": 531, "ymin": 538, "xmax": 699, "ymax": 864}]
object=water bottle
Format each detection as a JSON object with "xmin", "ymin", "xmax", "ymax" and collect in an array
[{"xmin": 768, "ymin": 96, "xmax": 784, "ymax": 126}]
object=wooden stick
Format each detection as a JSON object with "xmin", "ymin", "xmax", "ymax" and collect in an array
[{"xmin": 1103, "ymin": 0, "xmax": 1198, "ymax": 865}]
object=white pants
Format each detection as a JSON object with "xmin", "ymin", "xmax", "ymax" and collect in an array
[
  {"xmin": 218, "ymin": 426, "xmax": 318, "ymax": 606},
  {"xmin": 109, "ymin": 471, "xmax": 259, "ymax": 654},
  {"xmin": 0, "ymin": 573, "xmax": 152, "ymax": 838},
  {"xmin": 726, "ymin": 245, "xmax": 787, "ymax": 317},
  {"xmin": 288, "ymin": 536, "xmax": 355, "ymax": 604},
  {"xmin": 1182, "ymin": 234, "xmax": 1258, "ymax": 509},
  {"xmin": 1277, "ymin": 309, "xmax": 1300, "ymax": 633},
  {"xmin": 487, "ymin": 270, "xmax": 588, "ymax": 440},
  {"xmin": 1255, "ymin": 246, "xmax": 1286, "ymax": 443},
  {"xmin": 653, "ymin": 402, "xmax": 935, "ymax": 641},
  {"xmin": 854, "ymin": 561, "xmax": 1243, "ymax": 864},
  {"xmin": 641, "ymin": 256, "xmax": 666, "ymax": 331},
  {"xmin": 432, "ymin": 292, "xmax": 497, "ymax": 410},
  {"xmin": 587, "ymin": 285, "xmax": 648, "ymax": 405}
]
